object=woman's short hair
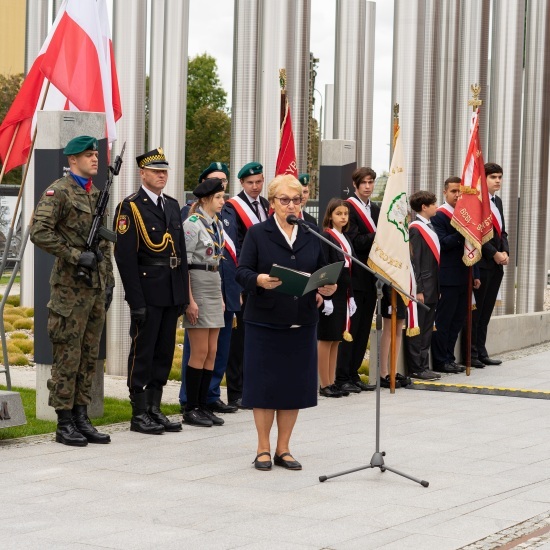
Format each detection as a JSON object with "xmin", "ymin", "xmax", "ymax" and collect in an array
[
  {"xmin": 267, "ymin": 174, "xmax": 303, "ymax": 202},
  {"xmin": 322, "ymin": 198, "xmax": 350, "ymax": 231}
]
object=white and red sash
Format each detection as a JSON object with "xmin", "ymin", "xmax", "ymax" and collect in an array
[
  {"xmin": 223, "ymin": 230, "xmax": 238, "ymax": 265},
  {"xmin": 489, "ymin": 197, "xmax": 502, "ymax": 237},
  {"xmin": 409, "ymin": 220, "xmax": 440, "ymax": 265},
  {"xmin": 437, "ymin": 202, "xmax": 454, "ymax": 220},
  {"xmin": 226, "ymin": 196, "xmax": 261, "ymax": 229},
  {"xmin": 346, "ymin": 196, "xmax": 376, "ymax": 233}
]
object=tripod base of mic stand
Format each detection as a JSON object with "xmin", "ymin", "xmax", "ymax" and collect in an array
[{"xmin": 319, "ymin": 451, "xmax": 429, "ymax": 487}]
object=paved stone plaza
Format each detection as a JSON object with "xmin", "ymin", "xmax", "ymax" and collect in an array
[{"xmin": 1, "ymin": 345, "xmax": 550, "ymax": 549}]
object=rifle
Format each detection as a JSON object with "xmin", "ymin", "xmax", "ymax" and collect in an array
[{"xmin": 78, "ymin": 142, "xmax": 126, "ymax": 286}]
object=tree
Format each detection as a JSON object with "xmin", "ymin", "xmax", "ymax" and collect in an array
[{"xmin": 0, "ymin": 73, "xmax": 24, "ymax": 185}]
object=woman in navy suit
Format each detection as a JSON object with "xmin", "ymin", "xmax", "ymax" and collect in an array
[{"xmin": 236, "ymin": 175, "xmax": 337, "ymax": 471}]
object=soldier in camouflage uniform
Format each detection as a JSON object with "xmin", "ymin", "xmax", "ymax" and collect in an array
[{"xmin": 30, "ymin": 135, "xmax": 114, "ymax": 447}]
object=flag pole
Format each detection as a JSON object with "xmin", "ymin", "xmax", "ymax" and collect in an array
[
  {"xmin": 464, "ymin": 85, "xmax": 482, "ymax": 377},
  {"xmin": 279, "ymin": 68, "xmax": 286, "ymax": 127},
  {"xmin": 0, "ymin": 123, "xmax": 20, "ymax": 186},
  {"xmin": 389, "ymin": 103, "xmax": 400, "ymax": 394}
]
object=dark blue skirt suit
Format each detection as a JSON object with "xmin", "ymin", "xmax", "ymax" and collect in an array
[{"xmin": 235, "ymin": 216, "xmax": 327, "ymax": 409}]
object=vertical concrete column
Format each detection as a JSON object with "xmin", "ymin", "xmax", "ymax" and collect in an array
[
  {"xmin": 517, "ymin": 0, "xmax": 550, "ymax": 313},
  {"xmin": 148, "ymin": 0, "xmax": 165, "ymax": 151},
  {"xmin": 391, "ymin": 0, "xmax": 425, "ymax": 194},
  {"xmin": 487, "ymin": 0, "xmax": 525, "ymax": 314},
  {"xmin": 160, "ymin": 0, "xmax": 189, "ymax": 198},
  {"xmin": 107, "ymin": 0, "xmax": 147, "ymax": 376},
  {"xmin": 324, "ymin": 84, "xmax": 334, "ymax": 141},
  {"xmin": 230, "ymin": 0, "xmax": 259, "ymax": 195}
]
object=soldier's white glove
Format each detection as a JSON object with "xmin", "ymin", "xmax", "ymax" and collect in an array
[
  {"xmin": 322, "ymin": 300, "xmax": 334, "ymax": 316},
  {"xmin": 349, "ymin": 297, "xmax": 357, "ymax": 317}
]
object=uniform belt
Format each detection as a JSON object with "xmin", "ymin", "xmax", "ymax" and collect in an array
[
  {"xmin": 139, "ymin": 257, "xmax": 181, "ymax": 268},
  {"xmin": 188, "ymin": 263, "xmax": 219, "ymax": 272}
]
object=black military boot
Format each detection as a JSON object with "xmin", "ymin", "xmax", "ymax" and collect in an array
[
  {"xmin": 55, "ymin": 409, "xmax": 88, "ymax": 447},
  {"xmin": 146, "ymin": 388, "xmax": 182, "ymax": 432},
  {"xmin": 72, "ymin": 404, "xmax": 111, "ymax": 444},
  {"xmin": 130, "ymin": 392, "xmax": 165, "ymax": 434}
]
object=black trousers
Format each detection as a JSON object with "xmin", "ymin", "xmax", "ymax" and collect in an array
[
  {"xmin": 225, "ymin": 297, "xmax": 246, "ymax": 403},
  {"xmin": 404, "ymin": 302, "xmax": 437, "ymax": 373},
  {"xmin": 127, "ymin": 304, "xmax": 179, "ymax": 392},
  {"xmin": 471, "ymin": 265, "xmax": 503, "ymax": 359},
  {"xmin": 335, "ymin": 288, "xmax": 377, "ymax": 384},
  {"xmin": 432, "ymin": 285, "xmax": 468, "ymax": 368}
]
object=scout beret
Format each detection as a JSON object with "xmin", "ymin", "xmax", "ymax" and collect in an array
[
  {"xmin": 136, "ymin": 147, "xmax": 170, "ymax": 170},
  {"xmin": 198, "ymin": 161, "xmax": 229, "ymax": 183},
  {"xmin": 298, "ymin": 173, "xmax": 310, "ymax": 186},
  {"xmin": 193, "ymin": 177, "xmax": 225, "ymax": 198},
  {"xmin": 238, "ymin": 162, "xmax": 263, "ymax": 179},
  {"xmin": 63, "ymin": 135, "xmax": 98, "ymax": 156}
]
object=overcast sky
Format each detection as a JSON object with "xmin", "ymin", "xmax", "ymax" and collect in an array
[{"xmin": 187, "ymin": 0, "xmax": 395, "ymax": 175}]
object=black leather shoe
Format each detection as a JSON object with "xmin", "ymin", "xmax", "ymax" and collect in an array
[
  {"xmin": 72, "ymin": 405, "xmax": 111, "ymax": 444},
  {"xmin": 130, "ymin": 393, "xmax": 165, "ymax": 435},
  {"xmin": 395, "ymin": 373, "xmax": 412, "ymax": 387},
  {"xmin": 434, "ymin": 363, "xmax": 461, "ymax": 374},
  {"xmin": 380, "ymin": 375, "xmax": 401, "ymax": 388},
  {"xmin": 146, "ymin": 389, "xmax": 182, "ymax": 432},
  {"xmin": 355, "ymin": 380, "xmax": 376, "ymax": 391},
  {"xmin": 319, "ymin": 385, "xmax": 342, "ymax": 397},
  {"xmin": 470, "ymin": 359, "xmax": 485, "ymax": 368},
  {"xmin": 199, "ymin": 407, "xmax": 224, "ymax": 426},
  {"xmin": 208, "ymin": 399, "xmax": 237, "ymax": 413},
  {"xmin": 229, "ymin": 398, "xmax": 252, "ymax": 410},
  {"xmin": 450, "ymin": 362, "xmax": 466, "ymax": 372},
  {"xmin": 410, "ymin": 370, "xmax": 440, "ymax": 380},
  {"xmin": 253, "ymin": 452, "xmax": 272, "ymax": 471},
  {"xmin": 55, "ymin": 410, "xmax": 88, "ymax": 447},
  {"xmin": 274, "ymin": 452, "xmax": 302, "ymax": 470},
  {"xmin": 332, "ymin": 384, "xmax": 349, "ymax": 396},
  {"xmin": 480, "ymin": 356, "xmax": 502, "ymax": 365},
  {"xmin": 183, "ymin": 408, "xmax": 213, "ymax": 427},
  {"xmin": 338, "ymin": 382, "xmax": 361, "ymax": 394}
]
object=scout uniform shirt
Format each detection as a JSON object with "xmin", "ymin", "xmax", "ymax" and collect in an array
[{"xmin": 183, "ymin": 207, "xmax": 225, "ymax": 268}]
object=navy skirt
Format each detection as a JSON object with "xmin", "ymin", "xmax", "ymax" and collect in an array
[{"xmin": 242, "ymin": 322, "xmax": 318, "ymax": 410}]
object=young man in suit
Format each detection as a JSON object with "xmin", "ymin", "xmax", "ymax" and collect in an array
[
  {"xmin": 334, "ymin": 167, "xmax": 378, "ymax": 394},
  {"xmin": 431, "ymin": 177, "xmax": 480, "ymax": 374},
  {"xmin": 470, "ymin": 163, "xmax": 509, "ymax": 366},
  {"xmin": 222, "ymin": 162, "xmax": 269, "ymax": 408},
  {"xmin": 404, "ymin": 191, "xmax": 441, "ymax": 380}
]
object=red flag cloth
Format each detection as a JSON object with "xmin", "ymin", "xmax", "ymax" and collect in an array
[
  {"xmin": 0, "ymin": 0, "xmax": 121, "ymax": 175},
  {"xmin": 451, "ymin": 108, "xmax": 493, "ymax": 265},
  {"xmin": 275, "ymin": 97, "xmax": 298, "ymax": 178}
]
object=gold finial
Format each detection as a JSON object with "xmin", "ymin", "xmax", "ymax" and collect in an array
[
  {"xmin": 279, "ymin": 69, "xmax": 287, "ymax": 92},
  {"xmin": 392, "ymin": 103, "xmax": 400, "ymax": 147},
  {"xmin": 468, "ymin": 83, "xmax": 482, "ymax": 111}
]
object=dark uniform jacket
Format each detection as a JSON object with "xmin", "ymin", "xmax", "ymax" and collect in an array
[
  {"xmin": 409, "ymin": 220, "xmax": 440, "ymax": 305},
  {"xmin": 114, "ymin": 187, "xmax": 189, "ymax": 310},
  {"xmin": 479, "ymin": 195, "xmax": 509, "ymax": 270},
  {"xmin": 236, "ymin": 216, "xmax": 326, "ymax": 327}
]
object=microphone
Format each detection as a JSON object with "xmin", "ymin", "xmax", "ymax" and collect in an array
[{"xmin": 286, "ymin": 214, "xmax": 302, "ymax": 225}]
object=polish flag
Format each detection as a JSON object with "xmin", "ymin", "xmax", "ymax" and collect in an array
[
  {"xmin": 0, "ymin": 0, "xmax": 121, "ymax": 175},
  {"xmin": 275, "ymin": 96, "xmax": 298, "ymax": 179}
]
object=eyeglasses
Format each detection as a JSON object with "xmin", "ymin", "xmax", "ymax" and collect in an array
[
  {"xmin": 274, "ymin": 196, "xmax": 302, "ymax": 206},
  {"xmin": 220, "ymin": 178, "xmax": 228, "ymax": 184}
]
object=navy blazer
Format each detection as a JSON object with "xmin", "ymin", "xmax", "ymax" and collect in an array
[
  {"xmin": 409, "ymin": 220, "xmax": 439, "ymax": 304},
  {"xmin": 431, "ymin": 209, "xmax": 479, "ymax": 287},
  {"xmin": 479, "ymin": 195, "xmax": 509, "ymax": 271},
  {"xmin": 236, "ymin": 216, "xmax": 327, "ymax": 326}
]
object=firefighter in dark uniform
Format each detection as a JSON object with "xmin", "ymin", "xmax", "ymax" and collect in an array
[{"xmin": 114, "ymin": 147, "xmax": 189, "ymax": 435}]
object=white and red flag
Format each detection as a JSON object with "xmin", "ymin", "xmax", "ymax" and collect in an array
[
  {"xmin": 0, "ymin": 0, "xmax": 121, "ymax": 175},
  {"xmin": 275, "ymin": 94, "xmax": 298, "ymax": 178},
  {"xmin": 451, "ymin": 108, "xmax": 493, "ymax": 265}
]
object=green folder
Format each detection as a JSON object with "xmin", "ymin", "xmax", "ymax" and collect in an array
[{"xmin": 268, "ymin": 261, "xmax": 344, "ymax": 296}]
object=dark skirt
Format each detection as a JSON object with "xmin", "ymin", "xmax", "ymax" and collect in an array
[
  {"xmin": 317, "ymin": 284, "xmax": 348, "ymax": 341},
  {"xmin": 381, "ymin": 284, "xmax": 407, "ymax": 319},
  {"xmin": 242, "ymin": 322, "xmax": 318, "ymax": 410}
]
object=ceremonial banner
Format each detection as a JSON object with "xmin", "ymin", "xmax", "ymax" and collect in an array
[
  {"xmin": 367, "ymin": 130, "xmax": 412, "ymax": 303},
  {"xmin": 451, "ymin": 108, "xmax": 493, "ymax": 265},
  {"xmin": 275, "ymin": 96, "xmax": 298, "ymax": 178},
  {"xmin": 0, "ymin": 0, "xmax": 121, "ymax": 174}
]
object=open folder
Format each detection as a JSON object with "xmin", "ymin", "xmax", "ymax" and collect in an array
[{"xmin": 268, "ymin": 261, "xmax": 344, "ymax": 296}]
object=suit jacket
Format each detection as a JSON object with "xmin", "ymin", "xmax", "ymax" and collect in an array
[
  {"xmin": 236, "ymin": 216, "xmax": 326, "ymax": 326},
  {"xmin": 345, "ymin": 197, "xmax": 380, "ymax": 290},
  {"xmin": 431, "ymin": 209, "xmax": 479, "ymax": 286},
  {"xmin": 479, "ymin": 195, "xmax": 509, "ymax": 271},
  {"xmin": 409, "ymin": 221, "xmax": 439, "ymax": 304},
  {"xmin": 114, "ymin": 187, "xmax": 189, "ymax": 310},
  {"xmin": 303, "ymin": 210, "xmax": 318, "ymax": 227},
  {"xmin": 219, "ymin": 206, "xmax": 242, "ymax": 312},
  {"xmin": 222, "ymin": 190, "xmax": 270, "ymax": 251}
]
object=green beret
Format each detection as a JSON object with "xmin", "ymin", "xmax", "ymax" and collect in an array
[
  {"xmin": 298, "ymin": 173, "xmax": 310, "ymax": 186},
  {"xmin": 136, "ymin": 147, "xmax": 170, "ymax": 170},
  {"xmin": 198, "ymin": 162, "xmax": 229, "ymax": 183},
  {"xmin": 63, "ymin": 135, "xmax": 98, "ymax": 156},
  {"xmin": 193, "ymin": 177, "xmax": 225, "ymax": 199},
  {"xmin": 238, "ymin": 162, "xmax": 263, "ymax": 179}
]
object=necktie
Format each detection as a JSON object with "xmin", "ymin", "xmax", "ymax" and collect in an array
[
  {"xmin": 251, "ymin": 200, "xmax": 260, "ymax": 220},
  {"xmin": 427, "ymin": 222, "xmax": 433, "ymax": 229},
  {"xmin": 491, "ymin": 196, "xmax": 495, "ymax": 203},
  {"xmin": 157, "ymin": 196, "xmax": 163, "ymax": 211}
]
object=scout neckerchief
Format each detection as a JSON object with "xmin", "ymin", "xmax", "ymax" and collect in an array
[
  {"xmin": 196, "ymin": 207, "xmax": 225, "ymax": 261},
  {"xmin": 325, "ymin": 227, "xmax": 353, "ymax": 342},
  {"xmin": 347, "ymin": 196, "xmax": 376, "ymax": 233},
  {"xmin": 489, "ymin": 196, "xmax": 502, "ymax": 237}
]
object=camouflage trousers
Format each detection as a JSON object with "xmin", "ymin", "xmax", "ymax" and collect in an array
[{"xmin": 47, "ymin": 284, "xmax": 106, "ymax": 410}]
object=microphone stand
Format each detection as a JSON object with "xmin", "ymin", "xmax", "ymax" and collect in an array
[{"xmin": 287, "ymin": 216, "xmax": 429, "ymax": 488}]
